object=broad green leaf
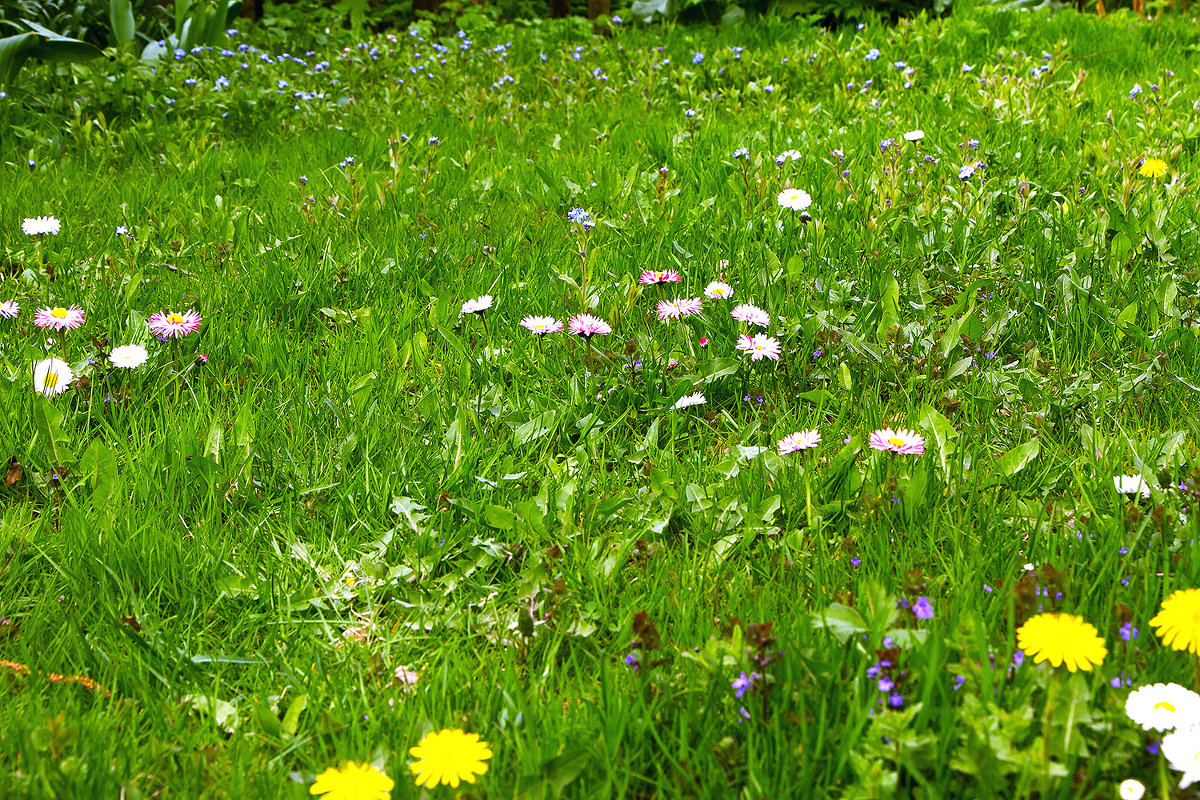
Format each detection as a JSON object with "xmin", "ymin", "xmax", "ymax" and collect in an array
[
  {"xmin": 812, "ymin": 602, "xmax": 868, "ymax": 644},
  {"xmin": 78, "ymin": 440, "xmax": 118, "ymax": 507},
  {"xmin": 482, "ymin": 504, "xmax": 516, "ymax": 530},
  {"xmin": 32, "ymin": 395, "xmax": 73, "ymax": 469},
  {"xmin": 108, "ymin": 0, "xmax": 136, "ymax": 45},
  {"xmin": 0, "ymin": 33, "xmax": 36, "ymax": 85},
  {"xmin": 994, "ymin": 439, "xmax": 1040, "ymax": 478}
]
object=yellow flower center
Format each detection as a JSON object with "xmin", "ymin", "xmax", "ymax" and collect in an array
[
  {"xmin": 167, "ymin": 313, "xmax": 184, "ymax": 324},
  {"xmin": 43, "ymin": 372, "xmax": 58, "ymax": 388},
  {"xmin": 888, "ymin": 437, "xmax": 905, "ymax": 447},
  {"xmin": 1155, "ymin": 701, "xmax": 1176, "ymax": 712},
  {"xmin": 51, "ymin": 307, "xmax": 67, "ymax": 318}
]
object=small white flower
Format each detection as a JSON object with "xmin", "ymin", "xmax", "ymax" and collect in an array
[
  {"xmin": 704, "ymin": 281, "xmax": 733, "ymax": 300},
  {"xmin": 109, "ymin": 344, "xmax": 149, "ymax": 369},
  {"xmin": 777, "ymin": 188, "xmax": 812, "ymax": 211},
  {"xmin": 22, "ymin": 216, "xmax": 61, "ymax": 236},
  {"xmin": 903, "ymin": 129, "xmax": 924, "ymax": 141},
  {"xmin": 673, "ymin": 392, "xmax": 706, "ymax": 410},
  {"xmin": 460, "ymin": 294, "xmax": 493, "ymax": 315},
  {"xmin": 1114, "ymin": 474, "xmax": 1152, "ymax": 499},
  {"xmin": 1162, "ymin": 728, "xmax": 1200, "ymax": 789},
  {"xmin": 32, "ymin": 358, "xmax": 74, "ymax": 396},
  {"xmin": 1125, "ymin": 683, "xmax": 1200, "ymax": 731},
  {"xmin": 1118, "ymin": 779, "xmax": 1145, "ymax": 800}
]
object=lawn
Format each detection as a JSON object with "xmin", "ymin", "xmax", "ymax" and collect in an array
[{"xmin": 2, "ymin": 3, "xmax": 1200, "ymax": 797}]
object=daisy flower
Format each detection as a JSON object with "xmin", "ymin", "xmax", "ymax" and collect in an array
[
  {"xmin": 777, "ymin": 188, "xmax": 812, "ymax": 211},
  {"xmin": 148, "ymin": 310, "xmax": 203, "ymax": 338},
  {"xmin": 109, "ymin": 344, "xmax": 149, "ymax": 369},
  {"xmin": 674, "ymin": 392, "xmax": 706, "ymax": 410},
  {"xmin": 903, "ymin": 129, "xmax": 924, "ymax": 142},
  {"xmin": 736, "ymin": 333, "xmax": 781, "ymax": 362},
  {"xmin": 409, "ymin": 728, "xmax": 492, "ymax": 789},
  {"xmin": 778, "ymin": 429, "xmax": 821, "ymax": 454},
  {"xmin": 1162, "ymin": 728, "xmax": 1200, "ymax": 789},
  {"xmin": 1016, "ymin": 612, "xmax": 1107, "ymax": 672},
  {"xmin": 656, "ymin": 298, "xmax": 702, "ymax": 320},
  {"xmin": 1150, "ymin": 588, "xmax": 1200, "ymax": 654},
  {"xmin": 568, "ymin": 314, "xmax": 611, "ymax": 338},
  {"xmin": 34, "ymin": 305, "xmax": 85, "ymax": 331},
  {"xmin": 0, "ymin": 300, "xmax": 18, "ymax": 319},
  {"xmin": 868, "ymin": 427, "xmax": 925, "ymax": 455},
  {"xmin": 1125, "ymin": 683, "xmax": 1200, "ymax": 732},
  {"xmin": 1118, "ymin": 779, "xmax": 1145, "ymax": 800},
  {"xmin": 1114, "ymin": 474, "xmax": 1152, "ymax": 498},
  {"xmin": 704, "ymin": 281, "xmax": 733, "ymax": 300},
  {"xmin": 519, "ymin": 315, "xmax": 563, "ymax": 335},
  {"xmin": 22, "ymin": 216, "xmax": 60, "ymax": 236},
  {"xmin": 310, "ymin": 761, "xmax": 394, "ymax": 800},
  {"xmin": 730, "ymin": 304, "xmax": 769, "ymax": 328},
  {"xmin": 1139, "ymin": 158, "xmax": 1168, "ymax": 178},
  {"xmin": 32, "ymin": 358, "xmax": 74, "ymax": 397},
  {"xmin": 460, "ymin": 295, "xmax": 493, "ymax": 315},
  {"xmin": 639, "ymin": 269, "xmax": 681, "ymax": 285}
]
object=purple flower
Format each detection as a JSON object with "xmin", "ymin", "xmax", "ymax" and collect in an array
[
  {"xmin": 877, "ymin": 677, "xmax": 894, "ymax": 692},
  {"xmin": 888, "ymin": 693, "xmax": 904, "ymax": 708},
  {"xmin": 912, "ymin": 596, "xmax": 934, "ymax": 620},
  {"xmin": 953, "ymin": 675, "xmax": 965, "ymax": 691},
  {"xmin": 1120, "ymin": 622, "xmax": 1138, "ymax": 642},
  {"xmin": 732, "ymin": 671, "xmax": 760, "ymax": 698}
]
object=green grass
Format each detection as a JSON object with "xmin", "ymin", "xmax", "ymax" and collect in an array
[{"xmin": 2, "ymin": 3, "xmax": 1200, "ymax": 797}]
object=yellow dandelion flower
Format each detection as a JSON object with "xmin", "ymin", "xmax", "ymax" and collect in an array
[
  {"xmin": 309, "ymin": 761, "xmax": 393, "ymax": 800},
  {"xmin": 409, "ymin": 728, "xmax": 492, "ymax": 789},
  {"xmin": 1016, "ymin": 612, "xmax": 1107, "ymax": 672},
  {"xmin": 1150, "ymin": 588, "xmax": 1200, "ymax": 654},
  {"xmin": 1139, "ymin": 158, "xmax": 1168, "ymax": 178}
]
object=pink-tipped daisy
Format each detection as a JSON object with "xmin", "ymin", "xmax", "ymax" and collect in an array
[
  {"xmin": 34, "ymin": 305, "xmax": 85, "ymax": 331},
  {"xmin": 0, "ymin": 300, "xmax": 18, "ymax": 319},
  {"xmin": 32, "ymin": 358, "xmax": 74, "ymax": 397},
  {"xmin": 656, "ymin": 298, "xmax": 703, "ymax": 321},
  {"xmin": 460, "ymin": 295, "xmax": 493, "ymax": 315},
  {"xmin": 869, "ymin": 427, "xmax": 925, "ymax": 455},
  {"xmin": 568, "ymin": 314, "xmax": 612, "ymax": 338},
  {"xmin": 148, "ymin": 309, "xmax": 203, "ymax": 338},
  {"xmin": 778, "ymin": 429, "xmax": 821, "ymax": 454},
  {"xmin": 639, "ymin": 269, "xmax": 682, "ymax": 285},
  {"xmin": 704, "ymin": 281, "xmax": 733, "ymax": 300},
  {"xmin": 736, "ymin": 333, "xmax": 781, "ymax": 362},
  {"xmin": 519, "ymin": 315, "xmax": 563, "ymax": 335},
  {"xmin": 730, "ymin": 303, "xmax": 770, "ymax": 328}
]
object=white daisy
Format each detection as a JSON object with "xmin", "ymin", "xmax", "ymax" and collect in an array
[
  {"xmin": 1125, "ymin": 683, "xmax": 1200, "ymax": 732},
  {"xmin": 32, "ymin": 358, "xmax": 74, "ymax": 397},
  {"xmin": 673, "ymin": 392, "xmax": 706, "ymax": 410},
  {"xmin": 109, "ymin": 344, "xmax": 149, "ymax": 369},
  {"xmin": 22, "ymin": 216, "xmax": 61, "ymax": 236},
  {"xmin": 777, "ymin": 188, "xmax": 812, "ymax": 211}
]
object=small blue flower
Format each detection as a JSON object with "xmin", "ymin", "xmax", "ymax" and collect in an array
[
  {"xmin": 692, "ymin": 52, "xmax": 704, "ymax": 65},
  {"xmin": 865, "ymin": 48, "xmax": 880, "ymax": 61},
  {"xmin": 912, "ymin": 597, "xmax": 934, "ymax": 620}
]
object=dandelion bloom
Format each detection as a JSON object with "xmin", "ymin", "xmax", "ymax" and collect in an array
[
  {"xmin": 519, "ymin": 315, "xmax": 563, "ymax": 335},
  {"xmin": 704, "ymin": 281, "xmax": 733, "ymax": 300},
  {"xmin": 730, "ymin": 304, "xmax": 769, "ymax": 328},
  {"xmin": 34, "ymin": 305, "xmax": 85, "ymax": 331},
  {"xmin": 1139, "ymin": 158, "xmax": 1168, "ymax": 178},
  {"xmin": 568, "ymin": 314, "xmax": 611, "ymax": 338},
  {"xmin": 109, "ymin": 344, "xmax": 149, "ymax": 369},
  {"xmin": 735, "ymin": 333, "xmax": 781, "ymax": 362},
  {"xmin": 639, "ymin": 269, "xmax": 681, "ymax": 285},
  {"xmin": 309, "ymin": 761, "xmax": 394, "ymax": 800},
  {"xmin": 32, "ymin": 358, "xmax": 74, "ymax": 397},
  {"xmin": 0, "ymin": 300, "xmax": 18, "ymax": 319},
  {"xmin": 1150, "ymin": 588, "xmax": 1200, "ymax": 654},
  {"xmin": 778, "ymin": 430, "xmax": 820, "ymax": 454},
  {"xmin": 460, "ymin": 295, "xmax": 493, "ymax": 315},
  {"xmin": 868, "ymin": 427, "xmax": 925, "ymax": 455},
  {"xmin": 656, "ymin": 298, "xmax": 702, "ymax": 320},
  {"xmin": 22, "ymin": 216, "xmax": 60, "ymax": 236},
  {"xmin": 148, "ymin": 310, "xmax": 203, "ymax": 338},
  {"xmin": 674, "ymin": 392, "xmax": 705, "ymax": 410},
  {"xmin": 409, "ymin": 728, "xmax": 492, "ymax": 789},
  {"xmin": 1016, "ymin": 612, "xmax": 1107, "ymax": 672},
  {"xmin": 903, "ymin": 129, "xmax": 925, "ymax": 142},
  {"xmin": 1162, "ymin": 728, "xmax": 1200, "ymax": 789},
  {"xmin": 777, "ymin": 188, "xmax": 812, "ymax": 211},
  {"xmin": 1125, "ymin": 683, "xmax": 1200, "ymax": 732}
]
